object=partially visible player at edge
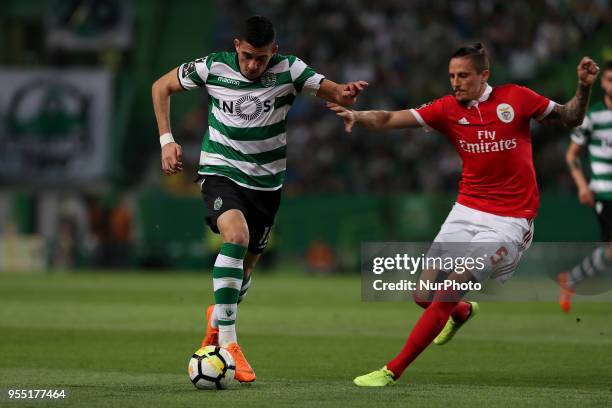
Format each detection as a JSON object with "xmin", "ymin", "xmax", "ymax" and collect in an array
[
  {"xmin": 329, "ymin": 43, "xmax": 599, "ymax": 386},
  {"xmin": 559, "ymin": 60, "xmax": 612, "ymax": 313},
  {"xmin": 152, "ymin": 16, "xmax": 368, "ymax": 383}
]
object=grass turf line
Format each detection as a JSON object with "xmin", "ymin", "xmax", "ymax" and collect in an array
[{"xmin": 0, "ymin": 271, "xmax": 611, "ymax": 407}]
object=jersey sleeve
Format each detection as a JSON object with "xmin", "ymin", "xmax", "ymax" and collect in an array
[
  {"xmin": 409, "ymin": 98, "xmax": 447, "ymax": 132},
  {"xmin": 288, "ymin": 56, "xmax": 325, "ymax": 95},
  {"xmin": 517, "ymin": 85, "xmax": 556, "ymax": 120},
  {"xmin": 177, "ymin": 56, "xmax": 210, "ymax": 90},
  {"xmin": 571, "ymin": 114, "xmax": 592, "ymax": 145}
]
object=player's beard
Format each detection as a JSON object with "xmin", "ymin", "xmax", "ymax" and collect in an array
[{"xmin": 455, "ymin": 92, "xmax": 470, "ymax": 105}]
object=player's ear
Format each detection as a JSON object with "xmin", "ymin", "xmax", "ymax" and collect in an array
[
  {"xmin": 481, "ymin": 69, "xmax": 490, "ymax": 83},
  {"xmin": 233, "ymin": 38, "xmax": 241, "ymax": 52},
  {"xmin": 272, "ymin": 43, "xmax": 278, "ymax": 54}
]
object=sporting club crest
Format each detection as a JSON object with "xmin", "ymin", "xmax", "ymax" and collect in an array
[
  {"xmin": 260, "ymin": 71, "xmax": 276, "ymax": 87},
  {"xmin": 214, "ymin": 197, "xmax": 223, "ymax": 211}
]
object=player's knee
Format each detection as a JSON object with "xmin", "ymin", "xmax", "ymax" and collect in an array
[
  {"xmin": 224, "ymin": 231, "xmax": 249, "ymax": 247},
  {"xmin": 414, "ymin": 289, "xmax": 432, "ymax": 306},
  {"xmin": 414, "ymin": 298, "xmax": 431, "ymax": 309}
]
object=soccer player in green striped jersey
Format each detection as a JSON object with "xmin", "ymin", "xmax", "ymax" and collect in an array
[
  {"xmin": 151, "ymin": 15, "xmax": 367, "ymax": 382},
  {"xmin": 559, "ymin": 60, "xmax": 612, "ymax": 313}
]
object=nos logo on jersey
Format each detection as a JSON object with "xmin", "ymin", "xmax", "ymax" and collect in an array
[{"xmin": 221, "ymin": 95, "xmax": 272, "ymax": 121}]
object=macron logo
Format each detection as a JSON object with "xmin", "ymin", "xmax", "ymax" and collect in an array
[
  {"xmin": 218, "ymin": 76, "xmax": 240, "ymax": 86},
  {"xmin": 458, "ymin": 117, "xmax": 470, "ymax": 125}
]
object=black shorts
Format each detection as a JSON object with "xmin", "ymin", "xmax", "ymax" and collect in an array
[
  {"xmin": 594, "ymin": 200, "xmax": 612, "ymax": 242},
  {"xmin": 200, "ymin": 175, "xmax": 281, "ymax": 254}
]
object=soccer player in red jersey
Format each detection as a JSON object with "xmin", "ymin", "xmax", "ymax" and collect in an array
[{"xmin": 328, "ymin": 43, "xmax": 600, "ymax": 386}]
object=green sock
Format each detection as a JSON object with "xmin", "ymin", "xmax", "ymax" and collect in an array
[
  {"xmin": 212, "ymin": 243, "xmax": 247, "ymax": 346},
  {"xmin": 238, "ymin": 274, "xmax": 251, "ymax": 304},
  {"xmin": 568, "ymin": 247, "xmax": 609, "ymax": 287}
]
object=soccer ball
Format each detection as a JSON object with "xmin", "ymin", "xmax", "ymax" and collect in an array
[{"xmin": 188, "ymin": 346, "xmax": 235, "ymax": 390}]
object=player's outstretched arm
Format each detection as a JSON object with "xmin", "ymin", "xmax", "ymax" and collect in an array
[
  {"xmin": 541, "ymin": 57, "xmax": 600, "ymax": 128},
  {"xmin": 152, "ymin": 68, "xmax": 185, "ymax": 175},
  {"xmin": 316, "ymin": 79, "xmax": 369, "ymax": 107},
  {"xmin": 327, "ymin": 102, "xmax": 421, "ymax": 133},
  {"xmin": 566, "ymin": 141, "xmax": 594, "ymax": 207}
]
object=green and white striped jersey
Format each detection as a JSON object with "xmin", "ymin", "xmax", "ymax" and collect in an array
[
  {"xmin": 178, "ymin": 52, "xmax": 324, "ymax": 190},
  {"xmin": 572, "ymin": 101, "xmax": 612, "ymax": 200}
]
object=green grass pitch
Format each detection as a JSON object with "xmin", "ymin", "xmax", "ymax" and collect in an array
[{"xmin": 0, "ymin": 270, "xmax": 611, "ymax": 407}]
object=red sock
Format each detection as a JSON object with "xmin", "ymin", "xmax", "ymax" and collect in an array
[
  {"xmin": 414, "ymin": 298, "xmax": 470, "ymax": 324},
  {"xmin": 450, "ymin": 301, "xmax": 471, "ymax": 323},
  {"xmin": 387, "ymin": 300, "xmax": 458, "ymax": 378}
]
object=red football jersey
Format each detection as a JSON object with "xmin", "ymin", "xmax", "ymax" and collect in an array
[{"xmin": 410, "ymin": 84, "xmax": 555, "ymax": 218}]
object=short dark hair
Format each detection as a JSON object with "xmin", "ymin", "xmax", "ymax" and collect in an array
[
  {"xmin": 603, "ymin": 60, "xmax": 612, "ymax": 74},
  {"xmin": 451, "ymin": 42, "xmax": 490, "ymax": 73},
  {"xmin": 240, "ymin": 16, "xmax": 276, "ymax": 48}
]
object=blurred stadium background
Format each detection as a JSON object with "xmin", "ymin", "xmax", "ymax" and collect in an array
[{"xmin": 0, "ymin": 0, "xmax": 611, "ymax": 273}]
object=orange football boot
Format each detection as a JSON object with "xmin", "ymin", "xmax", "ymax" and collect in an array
[
  {"xmin": 225, "ymin": 342, "xmax": 256, "ymax": 383},
  {"xmin": 557, "ymin": 271, "xmax": 575, "ymax": 313},
  {"xmin": 200, "ymin": 304, "xmax": 218, "ymax": 347}
]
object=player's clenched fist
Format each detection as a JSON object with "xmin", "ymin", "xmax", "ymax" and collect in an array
[
  {"xmin": 577, "ymin": 57, "xmax": 600, "ymax": 86},
  {"xmin": 340, "ymin": 80, "xmax": 369, "ymax": 104},
  {"xmin": 577, "ymin": 186, "xmax": 595, "ymax": 208},
  {"xmin": 161, "ymin": 142, "xmax": 183, "ymax": 175}
]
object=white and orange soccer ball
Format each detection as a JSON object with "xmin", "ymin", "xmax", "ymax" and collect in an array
[{"xmin": 188, "ymin": 346, "xmax": 235, "ymax": 390}]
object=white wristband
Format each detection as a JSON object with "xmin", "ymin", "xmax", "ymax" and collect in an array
[{"xmin": 159, "ymin": 133, "xmax": 175, "ymax": 148}]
